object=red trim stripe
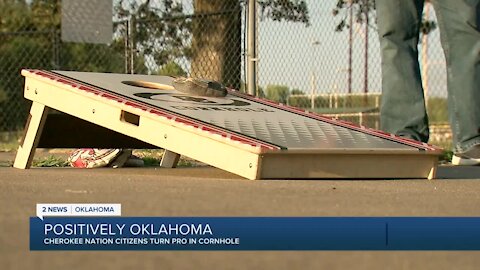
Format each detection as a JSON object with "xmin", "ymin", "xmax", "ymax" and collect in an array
[
  {"xmin": 174, "ymin": 117, "xmax": 200, "ymax": 128},
  {"xmin": 149, "ymin": 109, "xmax": 173, "ymax": 120},
  {"xmin": 101, "ymin": 93, "xmax": 124, "ymax": 103},
  {"xmin": 201, "ymin": 126, "xmax": 227, "ymax": 138},
  {"xmin": 124, "ymin": 101, "xmax": 148, "ymax": 111}
]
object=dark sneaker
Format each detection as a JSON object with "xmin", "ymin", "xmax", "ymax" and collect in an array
[
  {"xmin": 112, "ymin": 150, "xmax": 145, "ymax": 168},
  {"xmin": 124, "ymin": 155, "xmax": 145, "ymax": 167},
  {"xmin": 452, "ymin": 145, "xmax": 480, "ymax": 166},
  {"xmin": 110, "ymin": 149, "xmax": 133, "ymax": 168}
]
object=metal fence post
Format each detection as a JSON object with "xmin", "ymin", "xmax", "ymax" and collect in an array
[{"xmin": 247, "ymin": 0, "xmax": 257, "ymax": 96}]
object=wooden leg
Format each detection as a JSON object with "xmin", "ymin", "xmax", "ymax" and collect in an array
[
  {"xmin": 160, "ymin": 150, "xmax": 180, "ymax": 168},
  {"xmin": 428, "ymin": 165, "xmax": 437, "ymax": 180},
  {"xmin": 13, "ymin": 102, "xmax": 49, "ymax": 169}
]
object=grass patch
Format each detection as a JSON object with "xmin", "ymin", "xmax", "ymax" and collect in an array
[
  {"xmin": 0, "ymin": 132, "xmax": 22, "ymax": 152},
  {"xmin": 0, "ymin": 142, "xmax": 19, "ymax": 152},
  {"xmin": 142, "ymin": 157, "xmax": 161, "ymax": 167},
  {"xmin": 134, "ymin": 149, "xmax": 201, "ymax": 168},
  {"xmin": 140, "ymin": 156, "xmax": 198, "ymax": 167},
  {"xmin": 440, "ymin": 150, "xmax": 453, "ymax": 163},
  {"xmin": 0, "ymin": 139, "xmax": 20, "ymax": 152},
  {"xmin": 32, "ymin": 155, "xmax": 69, "ymax": 167},
  {"xmin": 177, "ymin": 158, "xmax": 196, "ymax": 168},
  {"xmin": 0, "ymin": 160, "xmax": 13, "ymax": 167}
]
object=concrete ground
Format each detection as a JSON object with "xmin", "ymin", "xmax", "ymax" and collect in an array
[{"xmin": 1, "ymin": 151, "xmax": 480, "ymax": 270}]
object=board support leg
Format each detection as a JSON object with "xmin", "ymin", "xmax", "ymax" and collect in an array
[
  {"xmin": 160, "ymin": 150, "xmax": 180, "ymax": 168},
  {"xmin": 13, "ymin": 102, "xmax": 49, "ymax": 169},
  {"xmin": 427, "ymin": 165, "xmax": 437, "ymax": 180}
]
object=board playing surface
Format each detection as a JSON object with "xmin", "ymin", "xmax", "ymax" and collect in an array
[{"xmin": 53, "ymin": 71, "xmax": 428, "ymax": 152}]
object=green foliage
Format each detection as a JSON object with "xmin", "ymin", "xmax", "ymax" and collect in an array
[
  {"xmin": 177, "ymin": 158, "xmax": 195, "ymax": 168},
  {"xmin": 427, "ymin": 97, "xmax": 448, "ymax": 123},
  {"xmin": 29, "ymin": 0, "xmax": 62, "ymax": 31},
  {"xmin": 0, "ymin": 90, "xmax": 6, "ymax": 103},
  {"xmin": 288, "ymin": 92, "xmax": 448, "ymax": 123},
  {"xmin": 0, "ymin": 131, "xmax": 22, "ymax": 151},
  {"xmin": 291, "ymin": 88, "xmax": 304, "ymax": 95},
  {"xmin": 0, "ymin": 161, "xmax": 13, "ymax": 167},
  {"xmin": 0, "ymin": 0, "xmax": 60, "ymax": 32},
  {"xmin": 440, "ymin": 150, "xmax": 453, "ymax": 163},
  {"xmin": 0, "ymin": 141, "xmax": 19, "ymax": 152},
  {"xmin": 258, "ymin": 0, "xmax": 310, "ymax": 26},
  {"xmin": 140, "ymin": 155, "xmax": 196, "ymax": 168},
  {"xmin": 0, "ymin": 0, "xmax": 28, "ymax": 32},
  {"xmin": 141, "ymin": 157, "xmax": 161, "ymax": 167},
  {"xmin": 332, "ymin": 0, "xmax": 374, "ymax": 32},
  {"xmin": 33, "ymin": 155, "xmax": 69, "ymax": 167},
  {"xmin": 288, "ymin": 95, "xmax": 308, "ymax": 107},
  {"xmin": 0, "ymin": 0, "xmax": 130, "ymax": 131},
  {"xmin": 157, "ymin": 61, "xmax": 187, "ymax": 77},
  {"xmin": 265, "ymin": 84, "xmax": 290, "ymax": 104},
  {"xmin": 115, "ymin": 0, "xmax": 192, "ymax": 69},
  {"xmin": 288, "ymin": 93, "xmax": 380, "ymax": 109},
  {"xmin": 59, "ymin": 41, "xmax": 127, "ymax": 73},
  {"xmin": 0, "ymin": 34, "xmax": 53, "ymax": 131},
  {"xmin": 257, "ymin": 86, "xmax": 266, "ymax": 98}
]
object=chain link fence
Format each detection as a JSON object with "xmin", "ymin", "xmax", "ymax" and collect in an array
[
  {"xmin": 257, "ymin": 1, "xmax": 450, "ymax": 146},
  {"xmin": 0, "ymin": 0, "xmax": 450, "ymax": 147}
]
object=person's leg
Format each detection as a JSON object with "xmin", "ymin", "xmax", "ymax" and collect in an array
[
  {"xmin": 377, "ymin": 0, "xmax": 429, "ymax": 142},
  {"xmin": 431, "ymin": 0, "xmax": 480, "ymax": 159}
]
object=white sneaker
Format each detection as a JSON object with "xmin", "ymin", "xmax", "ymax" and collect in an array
[
  {"xmin": 452, "ymin": 145, "xmax": 480, "ymax": 166},
  {"xmin": 68, "ymin": 148, "xmax": 122, "ymax": 168}
]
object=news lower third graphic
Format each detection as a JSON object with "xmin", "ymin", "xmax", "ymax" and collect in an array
[{"xmin": 31, "ymin": 204, "xmax": 480, "ymax": 250}]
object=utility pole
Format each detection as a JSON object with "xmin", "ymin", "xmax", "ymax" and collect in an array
[
  {"xmin": 311, "ymin": 40, "xmax": 320, "ymax": 110},
  {"xmin": 347, "ymin": 0, "xmax": 353, "ymax": 95},
  {"xmin": 363, "ymin": 0, "xmax": 369, "ymax": 106}
]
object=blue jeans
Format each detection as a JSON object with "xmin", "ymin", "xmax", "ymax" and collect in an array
[{"xmin": 377, "ymin": 0, "xmax": 480, "ymax": 153}]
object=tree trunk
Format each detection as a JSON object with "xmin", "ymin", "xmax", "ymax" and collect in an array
[{"xmin": 191, "ymin": 0, "xmax": 241, "ymax": 89}]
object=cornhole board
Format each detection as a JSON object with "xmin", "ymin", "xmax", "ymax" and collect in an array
[{"xmin": 14, "ymin": 69, "xmax": 443, "ymax": 180}]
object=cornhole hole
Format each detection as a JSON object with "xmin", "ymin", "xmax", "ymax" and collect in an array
[{"xmin": 14, "ymin": 70, "xmax": 442, "ymax": 180}]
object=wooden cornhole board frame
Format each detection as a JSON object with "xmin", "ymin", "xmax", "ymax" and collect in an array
[{"xmin": 14, "ymin": 70, "xmax": 442, "ymax": 180}]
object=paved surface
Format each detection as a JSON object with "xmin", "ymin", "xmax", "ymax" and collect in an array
[{"xmin": 1, "ymin": 151, "xmax": 480, "ymax": 270}]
